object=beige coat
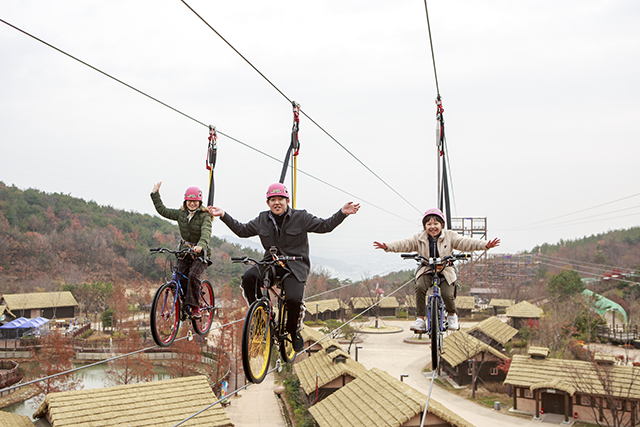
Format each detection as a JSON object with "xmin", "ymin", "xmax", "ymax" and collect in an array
[{"xmin": 385, "ymin": 229, "xmax": 488, "ymax": 284}]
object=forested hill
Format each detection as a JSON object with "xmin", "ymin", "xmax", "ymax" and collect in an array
[
  {"xmin": 0, "ymin": 182, "xmax": 262, "ymax": 293},
  {"xmin": 530, "ymin": 227, "xmax": 640, "ymax": 270}
]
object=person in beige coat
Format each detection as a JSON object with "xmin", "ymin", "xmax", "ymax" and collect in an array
[{"xmin": 373, "ymin": 208, "xmax": 500, "ymax": 331}]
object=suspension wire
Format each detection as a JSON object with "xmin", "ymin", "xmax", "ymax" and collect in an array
[
  {"xmin": 536, "ymin": 259, "xmax": 639, "ymax": 285},
  {"xmin": 422, "ymin": 0, "xmax": 440, "ymax": 98},
  {"xmin": 534, "ymin": 253, "xmax": 637, "ymax": 275},
  {"xmin": 171, "ymin": 277, "xmax": 414, "ymax": 427},
  {"xmin": 514, "ymin": 192, "xmax": 640, "ymax": 229},
  {"xmin": 0, "ymin": 18, "xmax": 416, "ymax": 225},
  {"xmin": 0, "ymin": 18, "xmax": 207, "ymax": 128},
  {"xmin": 178, "ymin": 1, "xmax": 422, "ymax": 214}
]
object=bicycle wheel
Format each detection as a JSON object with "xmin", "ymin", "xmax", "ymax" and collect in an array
[
  {"xmin": 430, "ymin": 297, "xmax": 440, "ymax": 370},
  {"xmin": 192, "ymin": 280, "xmax": 215, "ymax": 335},
  {"xmin": 151, "ymin": 282, "xmax": 180, "ymax": 347},
  {"xmin": 242, "ymin": 299, "xmax": 273, "ymax": 384},
  {"xmin": 278, "ymin": 304, "xmax": 297, "ymax": 364}
]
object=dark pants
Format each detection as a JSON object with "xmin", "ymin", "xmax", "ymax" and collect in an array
[
  {"xmin": 175, "ymin": 257, "xmax": 206, "ymax": 307},
  {"xmin": 241, "ymin": 265, "xmax": 305, "ymax": 337},
  {"xmin": 415, "ymin": 274, "xmax": 457, "ymax": 317}
]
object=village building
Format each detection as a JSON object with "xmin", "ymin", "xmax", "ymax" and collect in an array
[
  {"xmin": 299, "ymin": 325, "xmax": 343, "ymax": 359},
  {"xmin": 350, "ymin": 296, "xmax": 399, "ymax": 318},
  {"xmin": 488, "ymin": 298, "xmax": 514, "ymax": 316},
  {"xmin": 0, "ymin": 306, "xmax": 15, "ymax": 325},
  {"xmin": 0, "ymin": 411, "xmax": 36, "ymax": 427},
  {"xmin": 439, "ymin": 330, "xmax": 509, "ymax": 386},
  {"xmin": 295, "ymin": 344, "xmax": 367, "ymax": 403},
  {"xmin": 308, "ymin": 367, "xmax": 474, "ymax": 427},
  {"xmin": 504, "ymin": 346, "xmax": 640, "ymax": 425},
  {"xmin": 33, "ymin": 375, "xmax": 233, "ymax": 427},
  {"xmin": 0, "ymin": 292, "xmax": 78, "ymax": 321},
  {"xmin": 454, "ymin": 296, "xmax": 475, "ymax": 318},
  {"xmin": 304, "ymin": 298, "xmax": 348, "ymax": 323},
  {"xmin": 467, "ymin": 316, "xmax": 518, "ymax": 351},
  {"xmin": 505, "ymin": 300, "xmax": 543, "ymax": 329}
]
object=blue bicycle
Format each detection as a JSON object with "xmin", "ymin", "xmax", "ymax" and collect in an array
[
  {"xmin": 402, "ymin": 253, "xmax": 469, "ymax": 370},
  {"xmin": 149, "ymin": 247, "xmax": 215, "ymax": 347}
]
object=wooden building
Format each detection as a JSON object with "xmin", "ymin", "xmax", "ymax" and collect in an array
[
  {"xmin": 304, "ymin": 298, "xmax": 348, "ymax": 323},
  {"xmin": 350, "ymin": 296, "xmax": 399, "ymax": 318},
  {"xmin": 505, "ymin": 300, "xmax": 543, "ymax": 329},
  {"xmin": 488, "ymin": 298, "xmax": 514, "ymax": 316},
  {"xmin": 1, "ymin": 292, "xmax": 78, "ymax": 320},
  {"xmin": 295, "ymin": 344, "xmax": 367, "ymax": 403},
  {"xmin": 468, "ymin": 316, "xmax": 518, "ymax": 351},
  {"xmin": 34, "ymin": 375, "xmax": 233, "ymax": 426},
  {"xmin": 505, "ymin": 346, "xmax": 640, "ymax": 425},
  {"xmin": 439, "ymin": 330, "xmax": 509, "ymax": 386},
  {"xmin": 454, "ymin": 296, "xmax": 476, "ymax": 318},
  {"xmin": 309, "ymin": 367, "xmax": 474, "ymax": 427}
]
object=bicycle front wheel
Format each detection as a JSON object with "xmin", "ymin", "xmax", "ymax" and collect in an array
[
  {"xmin": 430, "ymin": 297, "xmax": 440, "ymax": 371},
  {"xmin": 242, "ymin": 299, "xmax": 273, "ymax": 384},
  {"xmin": 192, "ymin": 280, "xmax": 215, "ymax": 335},
  {"xmin": 151, "ymin": 282, "xmax": 180, "ymax": 347},
  {"xmin": 278, "ymin": 305, "xmax": 297, "ymax": 364}
]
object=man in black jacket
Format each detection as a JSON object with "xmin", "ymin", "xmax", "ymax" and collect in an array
[{"xmin": 208, "ymin": 183, "xmax": 360, "ymax": 351}]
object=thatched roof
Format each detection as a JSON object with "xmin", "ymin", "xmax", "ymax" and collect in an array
[
  {"xmin": 505, "ymin": 301, "xmax": 543, "ymax": 318},
  {"xmin": 0, "ymin": 411, "xmax": 36, "ymax": 427},
  {"xmin": 34, "ymin": 375, "xmax": 234, "ymax": 426},
  {"xmin": 404, "ymin": 295, "xmax": 416, "ymax": 308},
  {"xmin": 0, "ymin": 305, "xmax": 15, "ymax": 320},
  {"xmin": 295, "ymin": 347, "xmax": 367, "ymax": 394},
  {"xmin": 505, "ymin": 354, "xmax": 640, "ymax": 399},
  {"xmin": 300, "ymin": 325, "xmax": 342, "ymax": 349},
  {"xmin": 441, "ymin": 331, "xmax": 508, "ymax": 368},
  {"xmin": 455, "ymin": 296, "xmax": 475, "ymax": 310},
  {"xmin": 469, "ymin": 316, "xmax": 518, "ymax": 345},
  {"xmin": 528, "ymin": 347, "xmax": 549, "ymax": 358},
  {"xmin": 488, "ymin": 299, "xmax": 514, "ymax": 308},
  {"xmin": 351, "ymin": 296, "xmax": 399, "ymax": 310},
  {"xmin": 1, "ymin": 292, "xmax": 78, "ymax": 311},
  {"xmin": 306, "ymin": 298, "xmax": 348, "ymax": 314},
  {"xmin": 308, "ymin": 367, "xmax": 473, "ymax": 427}
]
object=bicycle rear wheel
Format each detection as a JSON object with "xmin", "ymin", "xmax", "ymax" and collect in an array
[
  {"xmin": 278, "ymin": 304, "xmax": 297, "ymax": 364},
  {"xmin": 242, "ymin": 299, "xmax": 273, "ymax": 384},
  {"xmin": 151, "ymin": 282, "xmax": 180, "ymax": 347},
  {"xmin": 192, "ymin": 280, "xmax": 215, "ymax": 335},
  {"xmin": 430, "ymin": 297, "xmax": 440, "ymax": 370}
]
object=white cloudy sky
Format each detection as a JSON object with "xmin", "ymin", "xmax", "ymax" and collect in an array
[{"xmin": 1, "ymin": 1, "xmax": 639, "ymax": 279}]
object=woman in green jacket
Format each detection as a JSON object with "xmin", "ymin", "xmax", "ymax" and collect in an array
[{"xmin": 151, "ymin": 182, "xmax": 212, "ymax": 318}]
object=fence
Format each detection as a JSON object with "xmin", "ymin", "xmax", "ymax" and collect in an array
[{"xmin": 597, "ymin": 325, "xmax": 640, "ymax": 344}]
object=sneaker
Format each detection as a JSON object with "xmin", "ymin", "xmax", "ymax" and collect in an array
[
  {"xmin": 191, "ymin": 306, "xmax": 202, "ymax": 319},
  {"xmin": 447, "ymin": 314, "xmax": 459, "ymax": 330},
  {"xmin": 410, "ymin": 318, "xmax": 426, "ymax": 332},
  {"xmin": 293, "ymin": 331, "xmax": 304, "ymax": 352}
]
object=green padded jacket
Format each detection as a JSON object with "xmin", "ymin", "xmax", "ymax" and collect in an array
[{"xmin": 151, "ymin": 192, "xmax": 212, "ymax": 257}]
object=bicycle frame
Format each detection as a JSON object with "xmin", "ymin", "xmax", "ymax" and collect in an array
[{"xmin": 425, "ymin": 277, "xmax": 447, "ymax": 335}]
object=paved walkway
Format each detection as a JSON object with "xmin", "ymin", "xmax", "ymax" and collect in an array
[
  {"xmin": 354, "ymin": 319, "xmax": 558, "ymax": 427},
  {"xmin": 224, "ymin": 372, "xmax": 287, "ymax": 427}
]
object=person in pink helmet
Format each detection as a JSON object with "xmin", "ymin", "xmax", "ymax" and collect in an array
[
  {"xmin": 373, "ymin": 208, "xmax": 499, "ymax": 331},
  {"xmin": 209, "ymin": 183, "xmax": 360, "ymax": 352},
  {"xmin": 151, "ymin": 182, "xmax": 212, "ymax": 318}
]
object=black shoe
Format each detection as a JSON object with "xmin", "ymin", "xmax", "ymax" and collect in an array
[{"xmin": 293, "ymin": 331, "xmax": 304, "ymax": 352}]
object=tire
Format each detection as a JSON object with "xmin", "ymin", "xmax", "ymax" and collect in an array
[
  {"xmin": 278, "ymin": 304, "xmax": 297, "ymax": 364},
  {"xmin": 192, "ymin": 280, "xmax": 215, "ymax": 335},
  {"xmin": 430, "ymin": 297, "xmax": 440, "ymax": 371},
  {"xmin": 151, "ymin": 282, "xmax": 180, "ymax": 347},
  {"xmin": 242, "ymin": 299, "xmax": 273, "ymax": 384}
]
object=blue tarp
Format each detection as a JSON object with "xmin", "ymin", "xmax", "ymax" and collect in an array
[{"xmin": 0, "ymin": 316, "xmax": 50, "ymax": 339}]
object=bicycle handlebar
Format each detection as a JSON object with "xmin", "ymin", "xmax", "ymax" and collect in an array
[
  {"xmin": 231, "ymin": 255, "xmax": 301, "ymax": 265},
  {"xmin": 150, "ymin": 247, "xmax": 207, "ymax": 258},
  {"xmin": 401, "ymin": 253, "xmax": 470, "ymax": 266}
]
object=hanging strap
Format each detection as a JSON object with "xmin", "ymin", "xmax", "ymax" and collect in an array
[
  {"xmin": 278, "ymin": 101, "xmax": 301, "ymax": 207},
  {"xmin": 206, "ymin": 125, "xmax": 218, "ymax": 206}
]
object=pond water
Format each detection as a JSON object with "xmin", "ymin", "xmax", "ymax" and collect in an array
[{"xmin": 4, "ymin": 363, "xmax": 171, "ymax": 420}]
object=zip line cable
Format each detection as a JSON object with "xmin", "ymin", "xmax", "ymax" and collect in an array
[
  {"xmin": 422, "ymin": 0, "xmax": 440, "ymax": 98},
  {"xmin": 0, "ymin": 18, "xmax": 416, "ymax": 225},
  {"xmin": 534, "ymin": 253, "xmax": 637, "ymax": 275},
  {"xmin": 178, "ymin": 0, "xmax": 422, "ymax": 214}
]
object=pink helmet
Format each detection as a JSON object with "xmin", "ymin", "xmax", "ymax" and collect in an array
[
  {"xmin": 422, "ymin": 208, "xmax": 445, "ymax": 226},
  {"xmin": 266, "ymin": 183, "xmax": 290, "ymax": 200},
  {"xmin": 184, "ymin": 186, "xmax": 203, "ymax": 201}
]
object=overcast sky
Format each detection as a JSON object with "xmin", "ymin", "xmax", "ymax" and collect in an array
[{"xmin": 1, "ymin": 1, "xmax": 639, "ymax": 279}]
